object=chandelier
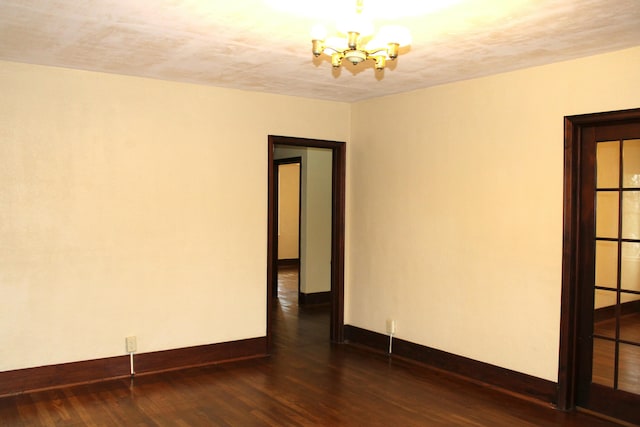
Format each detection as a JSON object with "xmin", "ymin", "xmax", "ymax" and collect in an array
[{"xmin": 311, "ymin": 0, "xmax": 411, "ymax": 72}]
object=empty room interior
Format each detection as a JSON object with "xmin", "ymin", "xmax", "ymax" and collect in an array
[{"xmin": 1, "ymin": 0, "xmax": 640, "ymax": 425}]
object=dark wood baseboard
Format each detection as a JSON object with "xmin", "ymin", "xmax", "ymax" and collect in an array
[
  {"xmin": 0, "ymin": 336, "xmax": 267, "ymax": 397},
  {"xmin": 344, "ymin": 325, "xmax": 557, "ymax": 405},
  {"xmin": 299, "ymin": 291, "xmax": 331, "ymax": 305},
  {"xmin": 277, "ymin": 259, "xmax": 299, "ymax": 267}
]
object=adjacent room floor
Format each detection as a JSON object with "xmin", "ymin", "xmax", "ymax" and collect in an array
[{"xmin": 0, "ymin": 265, "xmax": 623, "ymax": 426}]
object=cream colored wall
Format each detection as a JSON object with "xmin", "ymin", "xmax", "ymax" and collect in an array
[
  {"xmin": 3, "ymin": 46, "xmax": 639, "ymax": 380},
  {"xmin": 347, "ymin": 46, "xmax": 640, "ymax": 382},
  {"xmin": 0, "ymin": 60, "xmax": 349, "ymax": 371},
  {"xmin": 278, "ymin": 163, "xmax": 300, "ymax": 260}
]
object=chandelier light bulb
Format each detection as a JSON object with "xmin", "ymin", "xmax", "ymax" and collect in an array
[
  {"xmin": 377, "ymin": 25, "xmax": 412, "ymax": 47},
  {"xmin": 310, "ymin": 24, "xmax": 327, "ymax": 41}
]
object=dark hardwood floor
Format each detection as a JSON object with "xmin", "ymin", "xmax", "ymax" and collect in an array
[{"xmin": 0, "ymin": 266, "xmax": 625, "ymax": 426}]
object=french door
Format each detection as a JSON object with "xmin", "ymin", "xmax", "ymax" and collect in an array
[{"xmin": 560, "ymin": 108, "xmax": 640, "ymax": 425}]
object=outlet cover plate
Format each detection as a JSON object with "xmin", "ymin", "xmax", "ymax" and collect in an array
[{"xmin": 125, "ymin": 336, "xmax": 137, "ymax": 353}]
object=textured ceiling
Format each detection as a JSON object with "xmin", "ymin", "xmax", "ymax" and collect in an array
[{"xmin": 0, "ymin": 0, "xmax": 639, "ymax": 102}]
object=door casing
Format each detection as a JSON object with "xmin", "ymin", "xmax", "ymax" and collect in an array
[
  {"xmin": 558, "ymin": 107, "xmax": 640, "ymax": 421},
  {"xmin": 267, "ymin": 135, "xmax": 346, "ymax": 350}
]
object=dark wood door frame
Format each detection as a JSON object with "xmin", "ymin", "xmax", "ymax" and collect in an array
[
  {"xmin": 267, "ymin": 135, "xmax": 346, "ymax": 350},
  {"xmin": 558, "ymin": 107, "xmax": 640, "ymax": 415}
]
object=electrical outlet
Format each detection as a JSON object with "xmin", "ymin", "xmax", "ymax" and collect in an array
[
  {"xmin": 386, "ymin": 319, "xmax": 396, "ymax": 335},
  {"xmin": 125, "ymin": 336, "xmax": 137, "ymax": 353}
]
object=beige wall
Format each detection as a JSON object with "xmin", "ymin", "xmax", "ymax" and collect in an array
[
  {"xmin": 2, "ymin": 46, "xmax": 640, "ymax": 382},
  {"xmin": 278, "ymin": 163, "xmax": 300, "ymax": 260},
  {"xmin": 347, "ymin": 46, "xmax": 640, "ymax": 382},
  {"xmin": 302, "ymin": 148, "xmax": 332, "ymax": 294},
  {"xmin": 0, "ymin": 60, "xmax": 349, "ymax": 371}
]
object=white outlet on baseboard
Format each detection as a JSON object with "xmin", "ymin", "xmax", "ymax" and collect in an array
[
  {"xmin": 125, "ymin": 336, "xmax": 137, "ymax": 353},
  {"xmin": 386, "ymin": 319, "xmax": 396, "ymax": 335}
]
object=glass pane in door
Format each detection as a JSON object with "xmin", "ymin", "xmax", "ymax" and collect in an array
[
  {"xmin": 598, "ymin": 141, "xmax": 620, "ymax": 188},
  {"xmin": 595, "ymin": 241, "xmax": 618, "ymax": 288},
  {"xmin": 620, "ymin": 293, "xmax": 640, "ymax": 343},
  {"xmin": 596, "ymin": 192, "xmax": 619, "ymax": 238},
  {"xmin": 622, "ymin": 242, "xmax": 640, "ymax": 292},
  {"xmin": 594, "ymin": 289, "xmax": 617, "ymax": 339},
  {"xmin": 592, "ymin": 337, "xmax": 615, "ymax": 388},
  {"xmin": 618, "ymin": 343, "xmax": 640, "ymax": 394},
  {"xmin": 623, "ymin": 139, "xmax": 640, "ymax": 188},
  {"xmin": 622, "ymin": 191, "xmax": 640, "ymax": 239}
]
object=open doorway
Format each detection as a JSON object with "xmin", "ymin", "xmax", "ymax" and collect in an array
[
  {"xmin": 273, "ymin": 158, "xmax": 301, "ymax": 299},
  {"xmin": 267, "ymin": 135, "xmax": 346, "ymax": 351}
]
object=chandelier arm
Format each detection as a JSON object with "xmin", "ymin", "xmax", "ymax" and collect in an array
[
  {"xmin": 366, "ymin": 47, "xmax": 388, "ymax": 56},
  {"xmin": 323, "ymin": 46, "xmax": 343, "ymax": 55}
]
